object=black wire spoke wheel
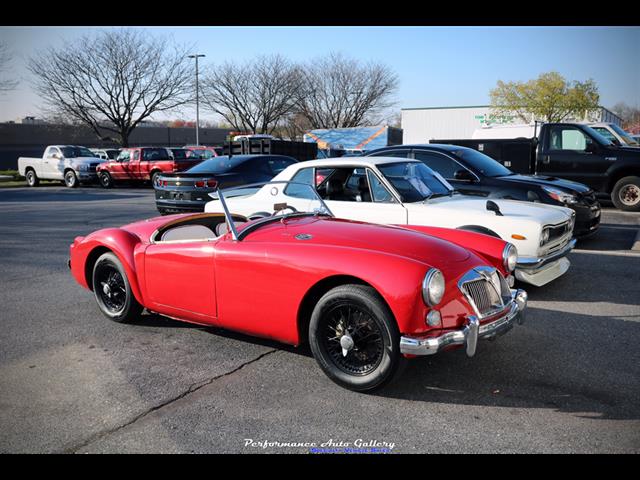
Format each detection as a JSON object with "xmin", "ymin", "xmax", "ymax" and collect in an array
[
  {"xmin": 92, "ymin": 252, "xmax": 143, "ymax": 323},
  {"xmin": 322, "ymin": 304, "xmax": 384, "ymax": 375},
  {"xmin": 309, "ymin": 284, "xmax": 405, "ymax": 392},
  {"xmin": 95, "ymin": 263, "xmax": 127, "ymax": 314}
]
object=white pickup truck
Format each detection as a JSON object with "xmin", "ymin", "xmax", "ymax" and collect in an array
[{"xmin": 18, "ymin": 145, "xmax": 106, "ymax": 188}]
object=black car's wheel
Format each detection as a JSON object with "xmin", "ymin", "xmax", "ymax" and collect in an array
[
  {"xmin": 612, "ymin": 176, "xmax": 640, "ymax": 212},
  {"xmin": 92, "ymin": 252, "xmax": 142, "ymax": 323},
  {"xmin": 150, "ymin": 171, "xmax": 161, "ymax": 186},
  {"xmin": 64, "ymin": 170, "xmax": 78, "ymax": 188},
  {"xmin": 25, "ymin": 169, "xmax": 39, "ymax": 187},
  {"xmin": 99, "ymin": 171, "xmax": 113, "ymax": 189},
  {"xmin": 309, "ymin": 284, "xmax": 405, "ymax": 392}
]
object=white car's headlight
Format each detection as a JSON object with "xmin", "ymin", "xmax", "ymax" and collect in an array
[
  {"xmin": 422, "ymin": 268, "xmax": 445, "ymax": 307},
  {"xmin": 542, "ymin": 186, "xmax": 577, "ymax": 204},
  {"xmin": 76, "ymin": 164, "xmax": 88, "ymax": 172},
  {"xmin": 502, "ymin": 242, "xmax": 518, "ymax": 272},
  {"xmin": 540, "ymin": 227, "xmax": 550, "ymax": 246}
]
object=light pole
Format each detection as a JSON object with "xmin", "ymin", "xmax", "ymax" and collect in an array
[{"xmin": 188, "ymin": 54, "xmax": 205, "ymax": 146}]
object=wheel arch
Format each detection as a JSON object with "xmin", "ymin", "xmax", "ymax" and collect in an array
[
  {"xmin": 296, "ymin": 274, "xmax": 396, "ymax": 346},
  {"xmin": 79, "ymin": 234, "xmax": 145, "ymax": 305},
  {"xmin": 606, "ymin": 167, "xmax": 640, "ymax": 193}
]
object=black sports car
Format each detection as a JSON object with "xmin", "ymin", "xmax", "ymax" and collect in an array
[
  {"xmin": 154, "ymin": 154, "xmax": 298, "ymax": 214},
  {"xmin": 366, "ymin": 144, "xmax": 601, "ymax": 238}
]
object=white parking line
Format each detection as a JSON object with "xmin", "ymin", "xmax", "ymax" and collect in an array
[{"xmin": 572, "ymin": 249, "xmax": 640, "ymax": 258}]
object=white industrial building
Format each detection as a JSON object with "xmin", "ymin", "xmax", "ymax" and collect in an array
[{"xmin": 401, "ymin": 105, "xmax": 623, "ymax": 144}]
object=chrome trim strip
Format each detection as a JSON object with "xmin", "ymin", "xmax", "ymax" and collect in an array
[
  {"xmin": 399, "ymin": 289, "xmax": 526, "ymax": 357},
  {"xmin": 517, "ymin": 238, "xmax": 576, "ymax": 270}
]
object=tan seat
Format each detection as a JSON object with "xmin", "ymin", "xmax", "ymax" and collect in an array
[{"xmin": 160, "ymin": 224, "xmax": 216, "ymax": 242}]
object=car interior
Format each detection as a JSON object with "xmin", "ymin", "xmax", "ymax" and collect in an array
[
  {"xmin": 152, "ymin": 213, "xmax": 248, "ymax": 243},
  {"xmin": 317, "ymin": 168, "xmax": 373, "ymax": 202}
]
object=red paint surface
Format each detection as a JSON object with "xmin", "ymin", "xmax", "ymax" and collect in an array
[{"xmin": 70, "ymin": 214, "xmax": 509, "ymax": 347}]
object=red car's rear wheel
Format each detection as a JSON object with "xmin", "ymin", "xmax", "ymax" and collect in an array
[
  {"xmin": 309, "ymin": 285, "xmax": 405, "ymax": 392},
  {"xmin": 92, "ymin": 252, "xmax": 142, "ymax": 323}
]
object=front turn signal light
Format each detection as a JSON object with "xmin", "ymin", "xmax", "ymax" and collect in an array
[{"xmin": 511, "ymin": 234, "xmax": 526, "ymax": 240}]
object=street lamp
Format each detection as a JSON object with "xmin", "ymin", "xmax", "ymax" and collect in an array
[{"xmin": 188, "ymin": 54, "xmax": 206, "ymax": 146}]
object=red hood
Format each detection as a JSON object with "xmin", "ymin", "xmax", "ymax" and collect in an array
[
  {"xmin": 116, "ymin": 214, "xmax": 481, "ymax": 269},
  {"xmin": 241, "ymin": 216, "xmax": 472, "ymax": 267}
]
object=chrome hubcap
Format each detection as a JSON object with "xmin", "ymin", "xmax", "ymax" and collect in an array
[
  {"xmin": 340, "ymin": 333, "xmax": 354, "ymax": 357},
  {"xmin": 620, "ymin": 184, "xmax": 640, "ymax": 206}
]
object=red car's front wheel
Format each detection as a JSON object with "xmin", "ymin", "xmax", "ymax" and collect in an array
[{"xmin": 309, "ymin": 285, "xmax": 405, "ymax": 392}]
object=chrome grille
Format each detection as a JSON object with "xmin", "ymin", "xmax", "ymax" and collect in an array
[
  {"xmin": 458, "ymin": 267, "xmax": 512, "ymax": 318},
  {"xmin": 462, "ymin": 279, "xmax": 502, "ymax": 316},
  {"xmin": 548, "ymin": 221, "xmax": 570, "ymax": 242}
]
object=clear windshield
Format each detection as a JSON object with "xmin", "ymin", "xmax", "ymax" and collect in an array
[
  {"xmin": 61, "ymin": 146, "xmax": 96, "ymax": 158},
  {"xmin": 211, "ymin": 181, "xmax": 334, "ymax": 238},
  {"xmin": 377, "ymin": 162, "xmax": 453, "ymax": 202},
  {"xmin": 455, "ymin": 148, "xmax": 513, "ymax": 177}
]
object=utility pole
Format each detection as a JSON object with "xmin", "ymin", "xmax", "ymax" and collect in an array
[{"xmin": 188, "ymin": 54, "xmax": 206, "ymax": 145}]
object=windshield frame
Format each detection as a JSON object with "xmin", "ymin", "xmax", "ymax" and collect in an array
[
  {"xmin": 609, "ymin": 124, "xmax": 639, "ymax": 146},
  {"xmin": 212, "ymin": 180, "xmax": 334, "ymax": 241}
]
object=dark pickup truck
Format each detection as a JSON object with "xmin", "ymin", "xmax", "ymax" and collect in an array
[{"xmin": 433, "ymin": 122, "xmax": 640, "ymax": 211}]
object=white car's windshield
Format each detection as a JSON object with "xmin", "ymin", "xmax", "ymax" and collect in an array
[
  {"xmin": 211, "ymin": 181, "xmax": 334, "ymax": 239},
  {"xmin": 378, "ymin": 162, "xmax": 454, "ymax": 202}
]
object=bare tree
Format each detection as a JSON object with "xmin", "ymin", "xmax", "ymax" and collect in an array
[
  {"xmin": 28, "ymin": 29, "xmax": 193, "ymax": 146},
  {"xmin": 295, "ymin": 53, "xmax": 399, "ymax": 129},
  {"xmin": 200, "ymin": 54, "xmax": 302, "ymax": 135},
  {"xmin": 612, "ymin": 102, "xmax": 640, "ymax": 128},
  {"xmin": 0, "ymin": 42, "xmax": 18, "ymax": 94}
]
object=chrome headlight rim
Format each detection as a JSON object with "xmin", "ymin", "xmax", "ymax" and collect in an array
[
  {"xmin": 502, "ymin": 242, "xmax": 518, "ymax": 273},
  {"xmin": 540, "ymin": 227, "xmax": 550, "ymax": 246},
  {"xmin": 422, "ymin": 268, "xmax": 445, "ymax": 307}
]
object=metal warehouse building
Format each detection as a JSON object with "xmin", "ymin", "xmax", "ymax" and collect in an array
[{"xmin": 401, "ymin": 105, "xmax": 623, "ymax": 144}]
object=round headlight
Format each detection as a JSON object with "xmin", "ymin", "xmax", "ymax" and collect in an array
[
  {"xmin": 422, "ymin": 268, "xmax": 445, "ymax": 306},
  {"xmin": 502, "ymin": 242, "xmax": 518, "ymax": 273},
  {"xmin": 540, "ymin": 227, "xmax": 550, "ymax": 246}
]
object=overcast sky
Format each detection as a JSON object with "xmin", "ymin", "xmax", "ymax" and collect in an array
[{"xmin": 0, "ymin": 26, "xmax": 638, "ymax": 123}]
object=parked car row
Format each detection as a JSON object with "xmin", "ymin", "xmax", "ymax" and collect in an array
[
  {"xmin": 18, "ymin": 144, "xmax": 222, "ymax": 188},
  {"xmin": 433, "ymin": 121, "xmax": 640, "ymax": 212}
]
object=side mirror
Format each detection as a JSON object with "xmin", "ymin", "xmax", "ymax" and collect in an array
[
  {"xmin": 454, "ymin": 169, "xmax": 475, "ymax": 182},
  {"xmin": 486, "ymin": 200, "xmax": 503, "ymax": 216}
]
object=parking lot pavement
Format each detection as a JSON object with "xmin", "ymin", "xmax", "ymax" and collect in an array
[{"xmin": 0, "ymin": 187, "xmax": 639, "ymax": 453}]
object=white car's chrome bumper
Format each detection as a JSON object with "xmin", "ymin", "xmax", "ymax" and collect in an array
[
  {"xmin": 399, "ymin": 289, "xmax": 527, "ymax": 357},
  {"xmin": 515, "ymin": 238, "xmax": 576, "ymax": 286}
]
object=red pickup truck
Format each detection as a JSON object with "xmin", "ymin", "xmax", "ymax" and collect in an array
[{"xmin": 96, "ymin": 147, "xmax": 200, "ymax": 188}]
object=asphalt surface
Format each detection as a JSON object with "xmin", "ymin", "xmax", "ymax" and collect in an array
[{"xmin": 0, "ymin": 185, "xmax": 639, "ymax": 454}]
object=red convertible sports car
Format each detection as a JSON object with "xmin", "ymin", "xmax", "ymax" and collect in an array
[{"xmin": 69, "ymin": 182, "xmax": 528, "ymax": 391}]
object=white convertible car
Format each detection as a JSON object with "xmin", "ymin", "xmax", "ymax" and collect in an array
[{"xmin": 205, "ymin": 157, "xmax": 577, "ymax": 286}]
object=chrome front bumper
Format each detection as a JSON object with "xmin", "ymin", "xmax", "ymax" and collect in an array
[
  {"xmin": 399, "ymin": 289, "xmax": 527, "ymax": 357},
  {"xmin": 517, "ymin": 238, "xmax": 576, "ymax": 271}
]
